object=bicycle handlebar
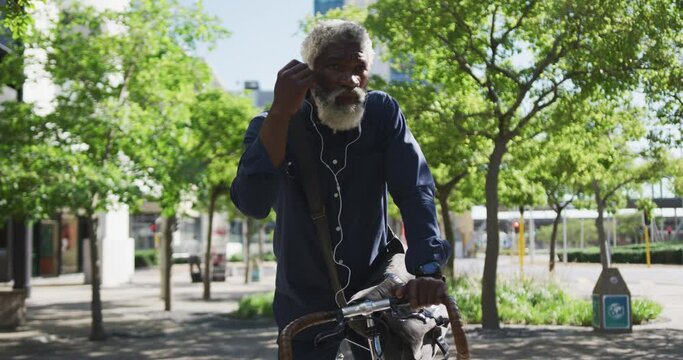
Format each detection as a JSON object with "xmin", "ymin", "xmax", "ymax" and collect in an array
[{"xmin": 278, "ymin": 295, "xmax": 470, "ymax": 360}]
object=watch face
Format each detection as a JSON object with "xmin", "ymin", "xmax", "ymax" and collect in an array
[{"xmin": 420, "ymin": 262, "xmax": 440, "ymax": 275}]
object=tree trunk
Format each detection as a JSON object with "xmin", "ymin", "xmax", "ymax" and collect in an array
[
  {"xmin": 203, "ymin": 188, "xmax": 218, "ymax": 301},
  {"xmin": 86, "ymin": 211, "xmax": 106, "ymax": 341},
  {"xmin": 243, "ymin": 217, "xmax": 252, "ymax": 284},
  {"xmin": 258, "ymin": 222, "xmax": 265, "ymax": 260},
  {"xmin": 548, "ymin": 209, "xmax": 562, "ymax": 272},
  {"xmin": 595, "ymin": 204, "xmax": 609, "ymax": 269},
  {"xmin": 56, "ymin": 212, "xmax": 63, "ymax": 275},
  {"xmin": 437, "ymin": 186, "xmax": 456, "ymax": 279},
  {"xmin": 162, "ymin": 214, "xmax": 175, "ymax": 311},
  {"xmin": 482, "ymin": 142, "xmax": 506, "ymax": 330},
  {"xmin": 593, "ymin": 182, "xmax": 609, "ymax": 269}
]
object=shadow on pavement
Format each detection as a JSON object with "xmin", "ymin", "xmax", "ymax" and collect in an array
[
  {"xmin": 469, "ymin": 327, "xmax": 683, "ymax": 359},
  {"xmin": 1, "ymin": 314, "xmax": 279, "ymax": 359}
]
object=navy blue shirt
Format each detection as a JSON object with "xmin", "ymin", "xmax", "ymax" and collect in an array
[{"xmin": 230, "ymin": 91, "xmax": 451, "ymax": 331}]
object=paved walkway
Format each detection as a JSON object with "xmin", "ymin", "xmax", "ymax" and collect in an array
[{"xmin": 0, "ymin": 259, "xmax": 681, "ymax": 359}]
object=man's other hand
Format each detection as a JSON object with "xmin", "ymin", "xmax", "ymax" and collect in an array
[{"xmin": 394, "ymin": 277, "xmax": 448, "ymax": 310}]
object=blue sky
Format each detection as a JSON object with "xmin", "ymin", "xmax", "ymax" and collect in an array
[{"xmin": 192, "ymin": 0, "xmax": 313, "ymax": 92}]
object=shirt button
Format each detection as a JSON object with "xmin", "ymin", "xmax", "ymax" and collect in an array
[
  {"xmin": 335, "ymin": 226, "xmax": 341, "ymax": 231},
  {"xmin": 332, "ymin": 159, "xmax": 338, "ymax": 165},
  {"xmin": 334, "ymin": 193, "xmax": 339, "ymax": 198}
]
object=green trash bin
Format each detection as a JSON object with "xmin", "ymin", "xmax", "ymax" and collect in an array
[{"xmin": 592, "ymin": 268, "xmax": 632, "ymax": 333}]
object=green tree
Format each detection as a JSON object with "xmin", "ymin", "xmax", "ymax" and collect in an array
[
  {"xmin": 518, "ymin": 98, "xmax": 601, "ymax": 271},
  {"xmin": 0, "ymin": 101, "xmax": 75, "ymax": 221},
  {"xmin": 189, "ymin": 89, "xmax": 256, "ymax": 300},
  {"xmin": 121, "ymin": 12, "xmax": 225, "ymax": 310},
  {"xmin": 36, "ymin": 0, "xmax": 225, "ymax": 339},
  {"xmin": 374, "ymin": 79, "xmax": 489, "ymax": 276},
  {"xmin": 366, "ymin": 0, "xmax": 680, "ymax": 329},
  {"xmin": 576, "ymin": 100, "xmax": 669, "ymax": 269}
]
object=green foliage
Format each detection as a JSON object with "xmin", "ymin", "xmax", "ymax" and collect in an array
[
  {"xmin": 0, "ymin": 101, "xmax": 76, "ymax": 220},
  {"xmin": 449, "ymin": 276, "xmax": 483, "ymax": 323},
  {"xmin": 300, "ymin": 4, "xmax": 368, "ymax": 34},
  {"xmin": 260, "ymin": 251, "xmax": 276, "ymax": 262},
  {"xmin": 632, "ymin": 299, "xmax": 663, "ymax": 325},
  {"xmin": 228, "ymin": 279, "xmax": 662, "ymax": 325},
  {"xmin": 372, "ymin": 78, "xmax": 489, "ymax": 214},
  {"xmin": 364, "ymin": 0, "xmax": 682, "ymax": 326},
  {"xmin": 674, "ymin": 159, "xmax": 683, "ymax": 197},
  {"xmin": 134, "ymin": 249, "xmax": 158, "ymax": 268},
  {"xmin": 189, "ymin": 89, "xmax": 257, "ymax": 212},
  {"xmin": 228, "ymin": 253, "xmax": 244, "ymax": 262},
  {"xmin": 450, "ymin": 276, "xmax": 660, "ymax": 326},
  {"xmin": 449, "ymin": 276, "xmax": 591, "ymax": 325},
  {"xmin": 27, "ymin": 1, "xmax": 228, "ymax": 217},
  {"xmin": 0, "ymin": 0, "xmax": 44, "ymax": 40},
  {"xmin": 232, "ymin": 292, "xmax": 274, "ymax": 319}
]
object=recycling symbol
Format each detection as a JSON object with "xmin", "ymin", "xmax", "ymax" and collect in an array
[{"xmin": 608, "ymin": 302, "xmax": 625, "ymax": 319}]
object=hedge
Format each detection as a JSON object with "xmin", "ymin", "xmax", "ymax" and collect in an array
[
  {"xmin": 135, "ymin": 249, "xmax": 159, "ymax": 268},
  {"xmin": 562, "ymin": 243, "xmax": 683, "ymax": 265}
]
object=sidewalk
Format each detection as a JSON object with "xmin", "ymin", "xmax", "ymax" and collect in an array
[{"xmin": 1, "ymin": 260, "xmax": 681, "ymax": 359}]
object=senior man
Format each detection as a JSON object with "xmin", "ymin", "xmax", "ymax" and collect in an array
[{"xmin": 231, "ymin": 20, "xmax": 451, "ymax": 359}]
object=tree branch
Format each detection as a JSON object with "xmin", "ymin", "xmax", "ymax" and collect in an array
[
  {"xmin": 434, "ymin": 33, "xmax": 486, "ymax": 87},
  {"xmin": 502, "ymin": 36, "xmax": 565, "ymax": 122},
  {"xmin": 509, "ymin": 74, "xmax": 575, "ymax": 138},
  {"xmin": 499, "ymin": 0, "xmax": 537, "ymax": 45},
  {"xmin": 602, "ymin": 173, "xmax": 648, "ymax": 203},
  {"xmin": 450, "ymin": 110, "xmax": 496, "ymax": 139},
  {"xmin": 489, "ymin": 5, "xmax": 498, "ymax": 61}
]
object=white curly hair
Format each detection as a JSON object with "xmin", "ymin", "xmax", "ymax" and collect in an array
[{"xmin": 301, "ymin": 20, "xmax": 374, "ymax": 70}]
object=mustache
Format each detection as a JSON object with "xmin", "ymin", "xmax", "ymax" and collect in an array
[{"xmin": 323, "ymin": 86, "xmax": 366, "ymax": 103}]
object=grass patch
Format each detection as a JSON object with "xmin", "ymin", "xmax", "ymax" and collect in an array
[{"xmin": 231, "ymin": 292, "xmax": 274, "ymax": 319}]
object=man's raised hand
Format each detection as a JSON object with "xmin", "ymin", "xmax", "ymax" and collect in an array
[{"xmin": 271, "ymin": 60, "xmax": 315, "ymax": 117}]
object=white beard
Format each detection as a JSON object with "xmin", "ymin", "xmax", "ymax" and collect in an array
[{"xmin": 311, "ymin": 87, "xmax": 366, "ymax": 131}]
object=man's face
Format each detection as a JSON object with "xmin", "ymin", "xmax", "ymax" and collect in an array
[{"xmin": 311, "ymin": 41, "xmax": 369, "ymax": 131}]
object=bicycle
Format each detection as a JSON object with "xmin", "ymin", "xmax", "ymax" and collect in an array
[{"xmin": 278, "ymin": 292, "xmax": 470, "ymax": 360}]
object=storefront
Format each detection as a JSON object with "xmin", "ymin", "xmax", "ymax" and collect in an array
[{"xmin": 32, "ymin": 215, "xmax": 83, "ymax": 277}]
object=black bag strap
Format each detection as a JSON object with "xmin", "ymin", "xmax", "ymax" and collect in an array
[{"xmin": 288, "ymin": 106, "xmax": 348, "ymax": 307}]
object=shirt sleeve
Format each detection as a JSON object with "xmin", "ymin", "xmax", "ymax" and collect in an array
[
  {"xmin": 230, "ymin": 113, "xmax": 284, "ymax": 219},
  {"xmin": 382, "ymin": 96, "xmax": 452, "ymax": 274}
]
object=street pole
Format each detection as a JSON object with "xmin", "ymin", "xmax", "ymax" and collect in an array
[
  {"xmin": 518, "ymin": 214, "xmax": 525, "ymax": 277},
  {"xmin": 580, "ymin": 219, "xmax": 584, "ymax": 249},
  {"xmin": 529, "ymin": 209, "xmax": 535, "ymax": 264}
]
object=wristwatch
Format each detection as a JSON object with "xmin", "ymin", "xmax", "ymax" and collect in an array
[{"xmin": 416, "ymin": 261, "xmax": 443, "ymax": 279}]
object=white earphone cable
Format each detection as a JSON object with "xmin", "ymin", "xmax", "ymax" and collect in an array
[{"xmin": 303, "ymin": 99, "xmax": 364, "ymax": 307}]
